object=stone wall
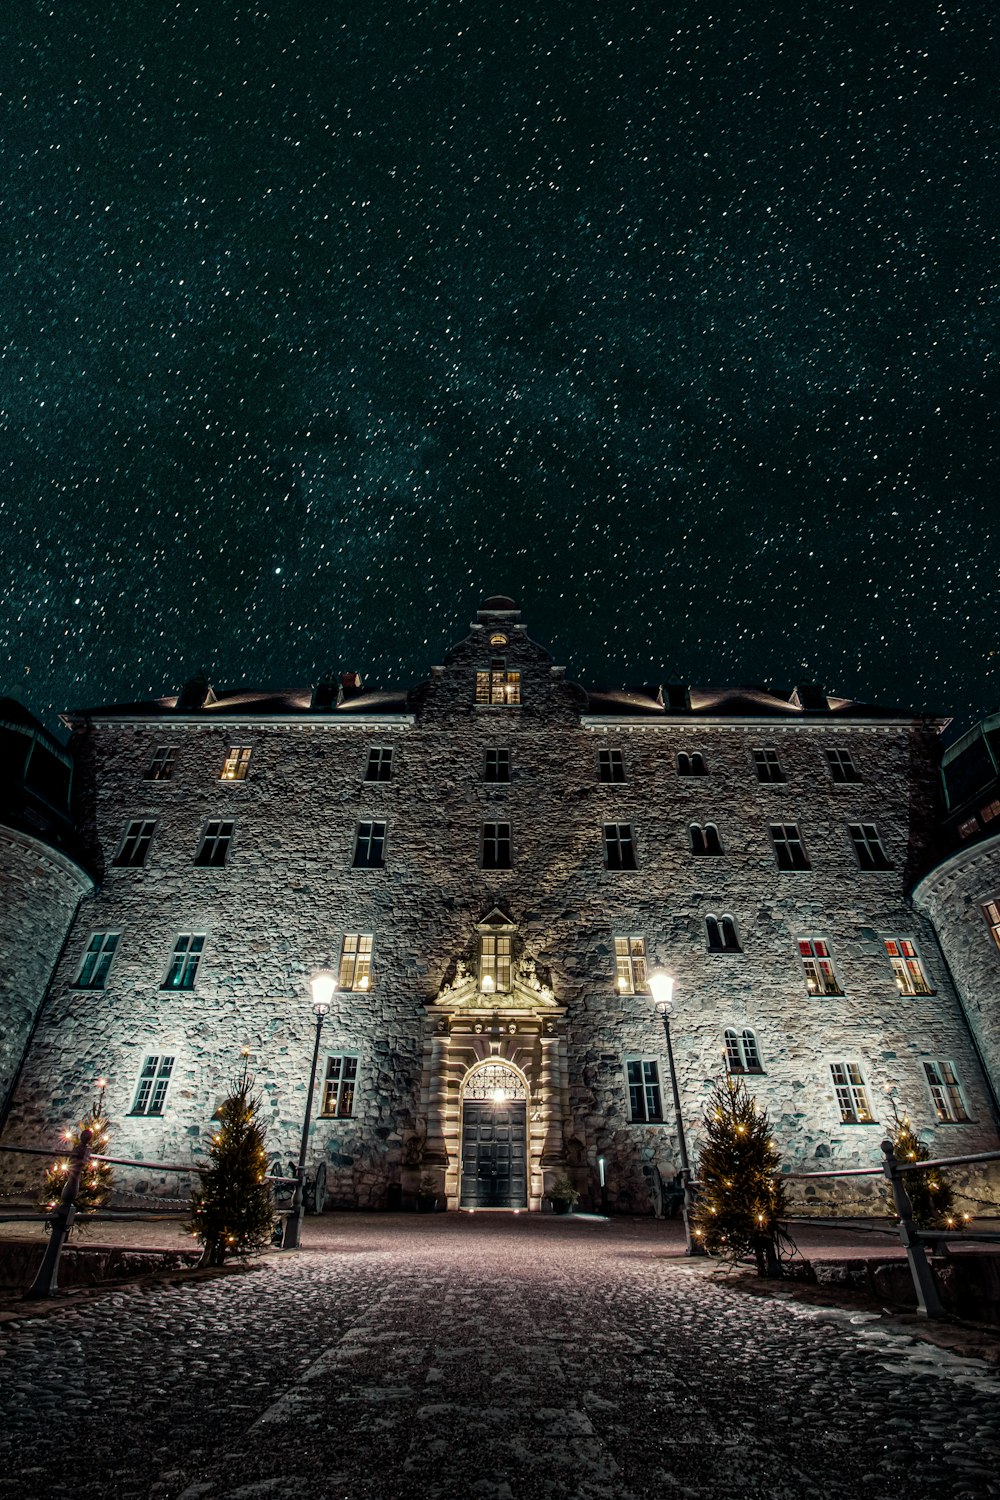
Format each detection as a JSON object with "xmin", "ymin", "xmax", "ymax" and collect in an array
[
  {"xmin": 0, "ymin": 826, "xmax": 92, "ymax": 1122},
  {"xmin": 913, "ymin": 833, "xmax": 1000, "ymax": 1112},
  {"xmin": 2, "ymin": 606, "xmax": 997, "ymax": 1212}
]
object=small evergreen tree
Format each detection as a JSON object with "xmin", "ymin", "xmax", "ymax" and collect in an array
[
  {"xmin": 189, "ymin": 1060, "xmax": 274, "ymax": 1265},
  {"xmin": 886, "ymin": 1103, "xmax": 966, "ymax": 1231},
  {"xmin": 38, "ymin": 1090, "xmax": 113, "ymax": 1231},
  {"xmin": 692, "ymin": 1075, "xmax": 790, "ymax": 1276}
]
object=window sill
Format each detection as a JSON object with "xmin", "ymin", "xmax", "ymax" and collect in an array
[
  {"xmin": 127, "ymin": 1112, "xmax": 164, "ymax": 1119},
  {"xmin": 836, "ymin": 1120, "xmax": 881, "ymax": 1127},
  {"xmin": 474, "ymin": 703, "xmax": 522, "ymax": 711}
]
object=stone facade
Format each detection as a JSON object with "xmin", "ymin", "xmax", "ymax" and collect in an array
[{"xmin": 1, "ymin": 599, "xmax": 998, "ymax": 1212}]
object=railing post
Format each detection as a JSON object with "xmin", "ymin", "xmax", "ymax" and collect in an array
[
  {"xmin": 25, "ymin": 1128, "xmax": 92, "ymax": 1300},
  {"xmin": 880, "ymin": 1139, "xmax": 945, "ymax": 1319}
]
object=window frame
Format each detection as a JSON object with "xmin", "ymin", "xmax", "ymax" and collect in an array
[
  {"xmin": 220, "ymin": 746, "xmax": 252, "ymax": 782},
  {"xmin": 603, "ymin": 822, "xmax": 637, "ymax": 871},
  {"xmin": 483, "ymin": 748, "xmax": 511, "ymax": 784},
  {"xmin": 130, "ymin": 1054, "xmax": 175, "ymax": 1117},
  {"xmin": 74, "ymin": 932, "xmax": 120, "ymax": 990},
  {"xmin": 364, "ymin": 746, "xmax": 394, "ymax": 783},
  {"xmin": 481, "ymin": 820, "xmax": 513, "ymax": 870},
  {"xmin": 798, "ymin": 938, "xmax": 843, "ymax": 997},
  {"xmin": 145, "ymin": 746, "xmax": 178, "ymax": 782},
  {"xmin": 162, "ymin": 933, "xmax": 206, "ymax": 991},
  {"xmin": 113, "ymin": 819, "xmax": 156, "ymax": 869},
  {"xmin": 770, "ymin": 822, "xmax": 810, "ymax": 870},
  {"xmin": 830, "ymin": 1061, "xmax": 876, "ymax": 1125},
  {"xmin": 982, "ymin": 900, "xmax": 1000, "ymax": 953},
  {"xmin": 848, "ymin": 822, "xmax": 892, "ymax": 871},
  {"xmin": 194, "ymin": 819, "xmax": 235, "ymax": 867},
  {"xmin": 922, "ymin": 1060, "xmax": 971, "ymax": 1124},
  {"xmin": 320, "ymin": 1053, "xmax": 359, "ymax": 1118},
  {"xmin": 724, "ymin": 1027, "xmax": 763, "ymax": 1074},
  {"xmin": 352, "ymin": 819, "xmax": 387, "ymax": 869},
  {"xmin": 338, "ymin": 933, "xmax": 374, "ymax": 992},
  {"xmin": 884, "ymin": 937, "xmax": 933, "ymax": 997},
  {"xmin": 752, "ymin": 747, "xmax": 785, "ymax": 784},
  {"xmin": 597, "ymin": 747, "xmax": 626, "ymax": 784},
  {"xmin": 690, "ymin": 822, "xmax": 723, "ymax": 856},
  {"xmin": 706, "ymin": 914, "xmax": 741, "ymax": 952},
  {"xmin": 825, "ymin": 747, "xmax": 861, "ymax": 783},
  {"xmin": 625, "ymin": 1056, "xmax": 664, "ymax": 1123},
  {"xmin": 479, "ymin": 934, "xmax": 512, "ymax": 992},
  {"xmin": 614, "ymin": 936, "xmax": 648, "ymax": 995},
  {"xmin": 474, "ymin": 659, "xmax": 521, "ymax": 706}
]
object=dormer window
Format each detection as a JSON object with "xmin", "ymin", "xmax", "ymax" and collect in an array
[
  {"xmin": 479, "ymin": 934, "xmax": 512, "ymax": 992},
  {"xmin": 475, "ymin": 660, "xmax": 521, "ymax": 705}
]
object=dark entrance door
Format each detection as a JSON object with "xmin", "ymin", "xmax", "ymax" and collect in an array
[{"xmin": 460, "ymin": 1101, "xmax": 528, "ymax": 1208}]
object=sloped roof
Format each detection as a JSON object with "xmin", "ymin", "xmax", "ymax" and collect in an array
[{"xmin": 65, "ymin": 686, "xmax": 411, "ymax": 720}]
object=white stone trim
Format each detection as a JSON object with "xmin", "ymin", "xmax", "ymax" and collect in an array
[
  {"xmin": 0, "ymin": 826, "xmax": 93, "ymax": 894},
  {"xmin": 912, "ymin": 830, "xmax": 1000, "ymax": 904}
]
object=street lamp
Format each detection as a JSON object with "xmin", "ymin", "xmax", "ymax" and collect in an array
[
  {"xmin": 647, "ymin": 970, "xmax": 702, "ymax": 1256},
  {"xmin": 284, "ymin": 969, "xmax": 335, "ymax": 1250}
]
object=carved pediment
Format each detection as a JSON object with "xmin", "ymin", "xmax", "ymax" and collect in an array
[
  {"xmin": 433, "ymin": 950, "xmax": 557, "ymax": 1010},
  {"xmin": 474, "ymin": 907, "xmax": 517, "ymax": 933}
]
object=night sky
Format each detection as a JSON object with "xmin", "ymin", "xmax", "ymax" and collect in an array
[{"xmin": 3, "ymin": 2, "xmax": 996, "ymax": 732}]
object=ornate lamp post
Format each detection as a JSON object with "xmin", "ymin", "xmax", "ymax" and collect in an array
[
  {"xmin": 647, "ymin": 971, "xmax": 702, "ymax": 1256},
  {"xmin": 284, "ymin": 969, "xmax": 335, "ymax": 1250}
]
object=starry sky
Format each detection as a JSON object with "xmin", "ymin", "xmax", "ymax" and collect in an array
[{"xmin": 2, "ymin": 2, "xmax": 996, "ymax": 732}]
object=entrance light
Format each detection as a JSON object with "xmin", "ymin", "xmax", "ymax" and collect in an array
[{"xmin": 311, "ymin": 969, "xmax": 336, "ymax": 1014}]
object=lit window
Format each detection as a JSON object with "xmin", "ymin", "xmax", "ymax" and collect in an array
[
  {"xmin": 163, "ymin": 934, "xmax": 205, "ymax": 991},
  {"xmin": 958, "ymin": 817, "xmax": 979, "ymax": 840},
  {"xmin": 365, "ymin": 746, "xmax": 393, "ymax": 782},
  {"xmin": 484, "ymin": 748, "xmax": 511, "ymax": 783},
  {"xmin": 113, "ymin": 819, "xmax": 156, "ymax": 868},
  {"xmin": 614, "ymin": 936, "xmax": 648, "ymax": 994},
  {"xmin": 353, "ymin": 820, "xmax": 386, "ymax": 868},
  {"xmin": 475, "ymin": 660, "xmax": 521, "ymax": 705},
  {"xmin": 482, "ymin": 821, "xmax": 512, "ymax": 869},
  {"xmin": 603, "ymin": 823, "xmax": 637, "ymax": 870},
  {"xmin": 75, "ymin": 932, "xmax": 120, "ymax": 990},
  {"xmin": 690, "ymin": 822, "xmax": 723, "ymax": 856},
  {"xmin": 145, "ymin": 746, "xmax": 177, "ymax": 782},
  {"xmin": 884, "ymin": 938, "xmax": 932, "ymax": 996},
  {"xmin": 771, "ymin": 822, "xmax": 810, "ymax": 870},
  {"xmin": 131, "ymin": 1055, "xmax": 174, "ymax": 1116},
  {"xmin": 338, "ymin": 934, "xmax": 373, "ymax": 991},
  {"xmin": 848, "ymin": 823, "xmax": 892, "ymax": 871},
  {"xmin": 984, "ymin": 900, "xmax": 1000, "ymax": 952},
  {"xmin": 677, "ymin": 750, "xmax": 707, "ymax": 776},
  {"xmin": 982, "ymin": 798, "xmax": 1000, "ymax": 824},
  {"xmin": 598, "ymin": 748, "xmax": 625, "ymax": 783},
  {"xmin": 480, "ymin": 934, "xmax": 512, "ymax": 992},
  {"xmin": 321, "ymin": 1054, "xmax": 358, "ymax": 1117},
  {"xmin": 923, "ymin": 1060, "xmax": 971, "ymax": 1123},
  {"xmin": 752, "ymin": 748, "xmax": 785, "ymax": 783},
  {"xmin": 194, "ymin": 819, "xmax": 235, "ymax": 866},
  {"xmin": 798, "ymin": 938, "xmax": 843, "ymax": 996},
  {"xmin": 706, "ymin": 915, "xmax": 741, "ymax": 952},
  {"xmin": 724, "ymin": 1028, "xmax": 763, "ymax": 1074},
  {"xmin": 220, "ymin": 746, "xmax": 252, "ymax": 781},
  {"xmin": 626, "ymin": 1058, "xmax": 663, "ymax": 1122},
  {"xmin": 831, "ymin": 1062, "xmax": 875, "ymax": 1124},
  {"xmin": 825, "ymin": 748, "xmax": 861, "ymax": 783}
]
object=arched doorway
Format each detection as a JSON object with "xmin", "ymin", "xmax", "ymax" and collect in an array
[{"xmin": 459, "ymin": 1062, "xmax": 528, "ymax": 1209}]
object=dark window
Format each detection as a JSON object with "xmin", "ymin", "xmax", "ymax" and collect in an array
[
  {"xmin": 75, "ymin": 932, "xmax": 120, "ymax": 990},
  {"xmin": 353, "ymin": 820, "xmax": 387, "ymax": 868},
  {"xmin": 482, "ymin": 821, "xmax": 513, "ymax": 869},
  {"xmin": 848, "ymin": 823, "xmax": 892, "ymax": 870},
  {"xmin": 163, "ymin": 933, "xmax": 205, "ymax": 990},
  {"xmin": 725, "ymin": 1028, "xmax": 763, "ymax": 1073},
  {"xmin": 598, "ymin": 748, "xmax": 625, "ymax": 783},
  {"xmin": 365, "ymin": 746, "xmax": 393, "ymax": 782},
  {"xmin": 626, "ymin": 1059, "xmax": 664, "ymax": 1122},
  {"xmin": 484, "ymin": 748, "xmax": 511, "ymax": 783},
  {"xmin": 114, "ymin": 820, "xmax": 156, "ymax": 868},
  {"xmin": 753, "ymin": 748, "xmax": 785, "ymax": 783},
  {"xmin": 322, "ymin": 1054, "xmax": 358, "ymax": 1117},
  {"xmin": 771, "ymin": 823, "xmax": 810, "ymax": 870},
  {"xmin": 603, "ymin": 822, "xmax": 637, "ymax": 870},
  {"xmin": 131, "ymin": 1055, "xmax": 174, "ymax": 1116},
  {"xmin": 145, "ymin": 746, "xmax": 177, "ymax": 781},
  {"xmin": 825, "ymin": 748, "xmax": 861, "ymax": 783},
  {"xmin": 677, "ymin": 751, "xmax": 707, "ymax": 776},
  {"xmin": 194, "ymin": 820, "xmax": 235, "ymax": 867},
  {"xmin": 690, "ymin": 823, "xmax": 723, "ymax": 856},
  {"xmin": 707, "ymin": 915, "xmax": 741, "ymax": 952}
]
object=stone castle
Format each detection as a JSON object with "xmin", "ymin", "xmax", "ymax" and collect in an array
[{"xmin": 1, "ymin": 596, "xmax": 998, "ymax": 1212}]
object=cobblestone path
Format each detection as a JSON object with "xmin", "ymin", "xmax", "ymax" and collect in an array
[{"xmin": 0, "ymin": 1215, "xmax": 997, "ymax": 1500}]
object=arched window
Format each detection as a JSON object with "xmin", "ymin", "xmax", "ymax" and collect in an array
[
  {"xmin": 724, "ymin": 1028, "xmax": 762, "ymax": 1073},
  {"xmin": 707, "ymin": 915, "xmax": 741, "ymax": 952},
  {"xmin": 677, "ymin": 751, "xmax": 708, "ymax": 776},
  {"xmin": 692, "ymin": 823, "xmax": 722, "ymax": 856},
  {"xmin": 677, "ymin": 752, "xmax": 690, "ymax": 775},
  {"xmin": 690, "ymin": 752, "xmax": 707, "ymax": 775}
]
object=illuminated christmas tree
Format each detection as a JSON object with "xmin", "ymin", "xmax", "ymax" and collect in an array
[
  {"xmin": 38, "ymin": 1086, "xmax": 113, "ymax": 1229},
  {"xmin": 692, "ymin": 1075, "xmax": 790, "ymax": 1276},
  {"xmin": 189, "ymin": 1060, "xmax": 274, "ymax": 1265},
  {"xmin": 886, "ymin": 1102, "xmax": 967, "ymax": 1231}
]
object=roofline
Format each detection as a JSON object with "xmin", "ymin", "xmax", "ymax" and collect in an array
[
  {"xmin": 62, "ymin": 713, "xmax": 417, "ymax": 729},
  {"xmin": 580, "ymin": 715, "xmax": 951, "ymax": 731},
  {"xmin": 912, "ymin": 827, "xmax": 1000, "ymax": 903}
]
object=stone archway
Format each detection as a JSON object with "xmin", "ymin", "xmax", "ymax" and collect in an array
[{"xmin": 459, "ymin": 1062, "xmax": 528, "ymax": 1209}]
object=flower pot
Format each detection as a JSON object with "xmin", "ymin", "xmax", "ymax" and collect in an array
[
  {"xmin": 416, "ymin": 1193, "xmax": 437, "ymax": 1213},
  {"xmin": 550, "ymin": 1199, "xmax": 572, "ymax": 1215}
]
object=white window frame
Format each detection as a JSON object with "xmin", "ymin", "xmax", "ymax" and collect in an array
[
  {"xmin": 220, "ymin": 746, "xmax": 252, "ymax": 781},
  {"xmin": 195, "ymin": 819, "xmax": 235, "ymax": 866},
  {"xmin": 75, "ymin": 932, "xmax": 120, "ymax": 990},
  {"xmin": 614, "ymin": 936, "xmax": 648, "ymax": 994},
  {"xmin": 338, "ymin": 933, "xmax": 373, "ymax": 991},
  {"xmin": 922, "ymin": 1060, "xmax": 971, "ymax": 1123},
  {"xmin": 365, "ymin": 746, "xmax": 393, "ymax": 783},
  {"xmin": 798, "ymin": 938, "xmax": 843, "ymax": 996},
  {"xmin": 114, "ymin": 819, "xmax": 156, "ymax": 868},
  {"xmin": 321, "ymin": 1053, "xmax": 359, "ymax": 1117},
  {"xmin": 830, "ymin": 1061, "xmax": 876, "ymax": 1124},
  {"xmin": 884, "ymin": 937, "xmax": 933, "ymax": 996},
  {"xmin": 480, "ymin": 934, "xmax": 512, "ymax": 992},
  {"xmin": 724, "ymin": 1028, "xmax": 763, "ymax": 1074},
  {"xmin": 162, "ymin": 933, "xmax": 206, "ymax": 991},
  {"xmin": 131, "ymin": 1054, "xmax": 175, "ymax": 1116},
  {"xmin": 706, "ymin": 914, "xmax": 740, "ymax": 952},
  {"xmin": 353, "ymin": 819, "xmax": 387, "ymax": 868},
  {"xmin": 625, "ymin": 1057, "xmax": 664, "ymax": 1123}
]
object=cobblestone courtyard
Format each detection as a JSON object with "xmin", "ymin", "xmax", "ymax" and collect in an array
[{"xmin": 0, "ymin": 1215, "xmax": 998, "ymax": 1500}]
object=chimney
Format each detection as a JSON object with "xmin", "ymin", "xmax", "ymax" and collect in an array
[
  {"xmin": 175, "ymin": 672, "xmax": 216, "ymax": 711},
  {"xmin": 310, "ymin": 674, "xmax": 337, "ymax": 712},
  {"xmin": 338, "ymin": 671, "xmax": 363, "ymax": 705},
  {"xmin": 791, "ymin": 683, "xmax": 829, "ymax": 713}
]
